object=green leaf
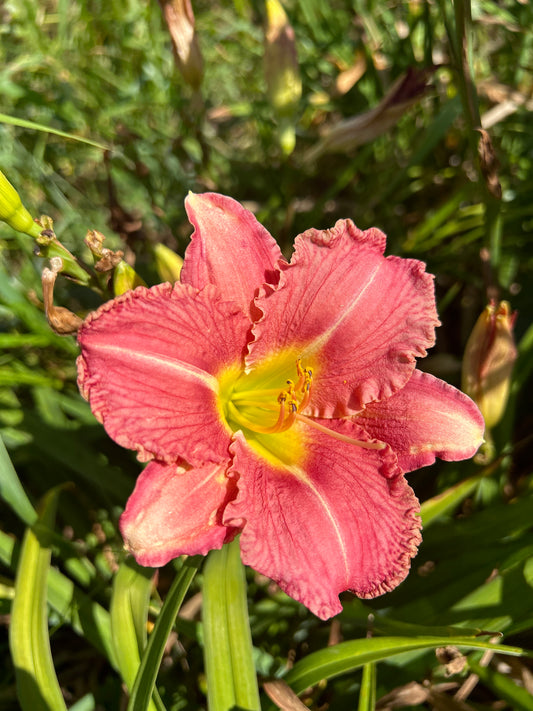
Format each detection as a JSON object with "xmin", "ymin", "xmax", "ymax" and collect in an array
[
  {"xmin": 203, "ymin": 544, "xmax": 237, "ymax": 711},
  {"xmin": 225, "ymin": 538, "xmax": 261, "ymax": 711},
  {"xmin": 420, "ymin": 472, "xmax": 484, "ymax": 527},
  {"xmin": 0, "ymin": 112, "xmax": 108, "ymax": 150},
  {"xmin": 0, "ymin": 525, "xmax": 116, "ymax": 668},
  {"xmin": 110, "ymin": 559, "xmax": 160, "ymax": 711},
  {"xmin": 203, "ymin": 538, "xmax": 260, "ymax": 711},
  {"xmin": 128, "ymin": 556, "xmax": 202, "ymax": 711},
  {"xmin": 468, "ymin": 657, "xmax": 533, "ymax": 711},
  {"xmin": 282, "ymin": 636, "xmax": 529, "ymax": 695},
  {"xmin": 9, "ymin": 486, "xmax": 68, "ymax": 711},
  {"xmin": 0, "ymin": 433, "xmax": 37, "ymax": 525}
]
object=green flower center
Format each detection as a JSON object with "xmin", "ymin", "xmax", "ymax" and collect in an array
[
  {"xmin": 217, "ymin": 350, "xmax": 386, "ymax": 467},
  {"xmin": 217, "ymin": 350, "xmax": 311, "ymax": 466}
]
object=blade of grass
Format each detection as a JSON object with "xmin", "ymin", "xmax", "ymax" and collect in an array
[
  {"xmin": 0, "ymin": 433, "xmax": 37, "ymax": 525},
  {"xmin": 281, "ymin": 636, "xmax": 528, "ymax": 695},
  {"xmin": 357, "ymin": 662, "xmax": 376, "ymax": 711},
  {"xmin": 0, "ymin": 112, "xmax": 108, "ymax": 150}
]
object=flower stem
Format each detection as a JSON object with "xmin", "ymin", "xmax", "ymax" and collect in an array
[
  {"xmin": 203, "ymin": 538, "xmax": 260, "ymax": 711},
  {"xmin": 225, "ymin": 538, "xmax": 261, "ymax": 711}
]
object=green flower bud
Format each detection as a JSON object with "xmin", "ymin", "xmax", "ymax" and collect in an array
[
  {"xmin": 462, "ymin": 301, "xmax": 517, "ymax": 429},
  {"xmin": 264, "ymin": 0, "xmax": 301, "ymax": 154},
  {"xmin": 154, "ymin": 243, "xmax": 183, "ymax": 283},
  {"xmin": 0, "ymin": 170, "xmax": 41, "ymax": 238},
  {"xmin": 113, "ymin": 261, "xmax": 147, "ymax": 296}
]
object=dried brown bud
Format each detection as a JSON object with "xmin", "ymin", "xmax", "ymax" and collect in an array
[
  {"xmin": 42, "ymin": 263, "xmax": 83, "ymax": 335},
  {"xmin": 477, "ymin": 128, "xmax": 502, "ymax": 199},
  {"xmin": 159, "ymin": 0, "xmax": 204, "ymax": 90}
]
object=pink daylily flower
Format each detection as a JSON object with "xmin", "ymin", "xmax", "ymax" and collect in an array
[{"xmin": 77, "ymin": 193, "xmax": 484, "ymax": 620}]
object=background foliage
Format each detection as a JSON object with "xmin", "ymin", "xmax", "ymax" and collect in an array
[{"xmin": 0, "ymin": 0, "xmax": 532, "ymax": 709}]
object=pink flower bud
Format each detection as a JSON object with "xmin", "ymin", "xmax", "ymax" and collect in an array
[{"xmin": 462, "ymin": 301, "xmax": 517, "ymax": 429}]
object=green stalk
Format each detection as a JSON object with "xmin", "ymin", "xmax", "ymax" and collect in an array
[
  {"xmin": 225, "ymin": 538, "xmax": 261, "ymax": 711},
  {"xmin": 203, "ymin": 545, "xmax": 236, "ymax": 711},
  {"xmin": 451, "ymin": 0, "xmax": 502, "ymax": 273},
  {"xmin": 203, "ymin": 538, "xmax": 260, "ymax": 711}
]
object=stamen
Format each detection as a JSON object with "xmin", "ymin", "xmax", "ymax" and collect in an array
[{"xmin": 296, "ymin": 413, "xmax": 386, "ymax": 450}]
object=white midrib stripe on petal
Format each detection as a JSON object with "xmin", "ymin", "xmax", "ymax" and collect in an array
[
  {"xmin": 285, "ymin": 462, "xmax": 350, "ymax": 582},
  {"xmin": 301, "ymin": 261, "xmax": 382, "ymax": 359},
  {"xmin": 91, "ymin": 343, "xmax": 220, "ymax": 392}
]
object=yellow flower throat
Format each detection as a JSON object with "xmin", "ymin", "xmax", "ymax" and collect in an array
[
  {"xmin": 217, "ymin": 351, "xmax": 385, "ymax": 467},
  {"xmin": 227, "ymin": 358, "xmax": 312, "ymax": 435}
]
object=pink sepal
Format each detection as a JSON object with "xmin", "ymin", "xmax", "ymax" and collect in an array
[
  {"xmin": 249, "ymin": 220, "xmax": 440, "ymax": 416},
  {"xmin": 224, "ymin": 423, "xmax": 421, "ymax": 620},
  {"xmin": 120, "ymin": 460, "xmax": 239, "ymax": 566},
  {"xmin": 77, "ymin": 282, "xmax": 248, "ymax": 465},
  {"xmin": 357, "ymin": 370, "xmax": 485, "ymax": 472},
  {"xmin": 182, "ymin": 192, "xmax": 284, "ymax": 315}
]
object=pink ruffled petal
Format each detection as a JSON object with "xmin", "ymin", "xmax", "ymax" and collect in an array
[
  {"xmin": 182, "ymin": 192, "xmax": 284, "ymax": 314},
  {"xmin": 120, "ymin": 460, "xmax": 238, "ymax": 566},
  {"xmin": 248, "ymin": 220, "xmax": 440, "ymax": 416},
  {"xmin": 77, "ymin": 282, "xmax": 250, "ymax": 465},
  {"xmin": 224, "ymin": 422, "xmax": 421, "ymax": 620},
  {"xmin": 357, "ymin": 370, "xmax": 485, "ymax": 472}
]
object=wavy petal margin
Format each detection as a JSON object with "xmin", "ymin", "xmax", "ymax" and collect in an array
[
  {"xmin": 357, "ymin": 370, "xmax": 485, "ymax": 472},
  {"xmin": 77, "ymin": 282, "xmax": 249, "ymax": 465},
  {"xmin": 224, "ymin": 422, "xmax": 421, "ymax": 620},
  {"xmin": 182, "ymin": 192, "xmax": 284, "ymax": 315},
  {"xmin": 249, "ymin": 220, "xmax": 440, "ymax": 416},
  {"xmin": 120, "ymin": 460, "xmax": 238, "ymax": 565}
]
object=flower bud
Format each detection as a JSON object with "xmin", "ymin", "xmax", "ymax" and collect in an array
[
  {"xmin": 462, "ymin": 301, "xmax": 517, "ymax": 429},
  {"xmin": 264, "ymin": 0, "xmax": 301, "ymax": 154},
  {"xmin": 159, "ymin": 0, "xmax": 204, "ymax": 90},
  {"xmin": 113, "ymin": 261, "xmax": 146, "ymax": 296},
  {"xmin": 154, "ymin": 243, "xmax": 183, "ymax": 283},
  {"xmin": 0, "ymin": 170, "xmax": 41, "ymax": 238}
]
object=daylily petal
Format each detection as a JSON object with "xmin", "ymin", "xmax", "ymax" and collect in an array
[
  {"xmin": 249, "ymin": 220, "xmax": 440, "ymax": 416},
  {"xmin": 182, "ymin": 192, "xmax": 284, "ymax": 314},
  {"xmin": 120, "ymin": 460, "xmax": 238, "ymax": 566},
  {"xmin": 77, "ymin": 282, "xmax": 249, "ymax": 465},
  {"xmin": 357, "ymin": 370, "xmax": 485, "ymax": 472},
  {"xmin": 224, "ymin": 422, "xmax": 421, "ymax": 620}
]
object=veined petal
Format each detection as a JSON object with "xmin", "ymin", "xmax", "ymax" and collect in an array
[
  {"xmin": 182, "ymin": 192, "xmax": 284, "ymax": 314},
  {"xmin": 357, "ymin": 370, "xmax": 485, "ymax": 472},
  {"xmin": 248, "ymin": 220, "xmax": 440, "ymax": 416},
  {"xmin": 224, "ymin": 422, "xmax": 421, "ymax": 620},
  {"xmin": 77, "ymin": 282, "xmax": 250, "ymax": 465},
  {"xmin": 120, "ymin": 460, "xmax": 238, "ymax": 566}
]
